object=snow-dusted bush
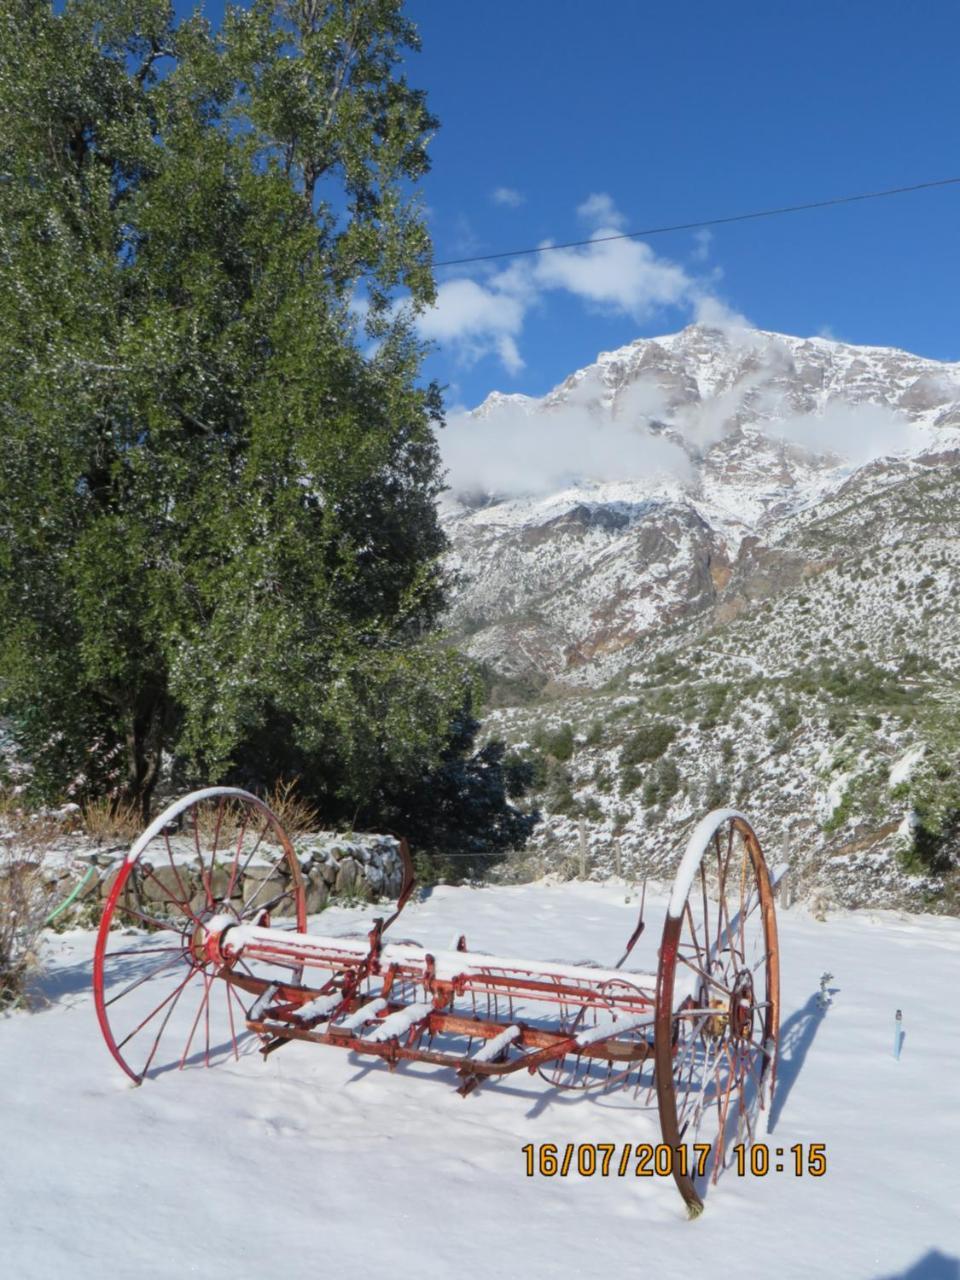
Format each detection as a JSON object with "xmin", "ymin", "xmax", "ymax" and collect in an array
[{"xmin": 0, "ymin": 853, "xmax": 56, "ymax": 1008}]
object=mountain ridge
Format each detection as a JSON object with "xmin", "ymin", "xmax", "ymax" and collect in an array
[{"xmin": 440, "ymin": 324, "xmax": 960, "ymax": 912}]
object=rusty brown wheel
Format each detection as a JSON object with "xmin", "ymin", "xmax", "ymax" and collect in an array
[
  {"xmin": 654, "ymin": 810, "xmax": 780, "ymax": 1217},
  {"xmin": 93, "ymin": 787, "xmax": 306, "ymax": 1084}
]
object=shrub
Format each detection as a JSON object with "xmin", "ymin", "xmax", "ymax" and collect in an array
[
  {"xmin": 1, "ymin": 859, "xmax": 55, "ymax": 1006},
  {"xmin": 263, "ymin": 778, "xmax": 321, "ymax": 837},
  {"xmin": 640, "ymin": 756, "xmax": 681, "ymax": 808},
  {"xmin": 619, "ymin": 765, "xmax": 642, "ymax": 797},
  {"xmin": 621, "ymin": 722, "xmax": 676, "ymax": 768},
  {"xmin": 533, "ymin": 723, "xmax": 575, "ymax": 763}
]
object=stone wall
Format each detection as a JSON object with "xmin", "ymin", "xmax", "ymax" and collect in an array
[{"xmin": 39, "ymin": 831, "xmax": 408, "ymax": 925}]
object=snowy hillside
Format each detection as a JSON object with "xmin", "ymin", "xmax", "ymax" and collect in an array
[
  {"xmin": 3, "ymin": 886, "xmax": 958, "ymax": 1279},
  {"xmin": 440, "ymin": 326, "xmax": 960, "ymax": 909}
]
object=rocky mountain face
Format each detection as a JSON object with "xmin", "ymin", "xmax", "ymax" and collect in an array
[{"xmin": 441, "ymin": 325, "xmax": 960, "ymax": 911}]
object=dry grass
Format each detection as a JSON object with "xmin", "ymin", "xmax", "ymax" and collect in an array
[
  {"xmin": 0, "ymin": 795, "xmax": 69, "ymax": 1007},
  {"xmin": 0, "ymin": 853, "xmax": 59, "ymax": 1007},
  {"xmin": 80, "ymin": 795, "xmax": 143, "ymax": 845},
  {"xmin": 188, "ymin": 779, "xmax": 318, "ymax": 848},
  {"xmin": 263, "ymin": 778, "xmax": 319, "ymax": 837}
]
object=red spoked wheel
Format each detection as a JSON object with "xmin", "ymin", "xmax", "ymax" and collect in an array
[
  {"xmin": 93, "ymin": 787, "xmax": 306, "ymax": 1084},
  {"xmin": 654, "ymin": 810, "xmax": 780, "ymax": 1217}
]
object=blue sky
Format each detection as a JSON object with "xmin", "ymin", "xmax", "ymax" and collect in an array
[{"xmin": 177, "ymin": 1, "xmax": 960, "ymax": 409}]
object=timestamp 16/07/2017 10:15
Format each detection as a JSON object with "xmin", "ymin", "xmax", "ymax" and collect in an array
[{"xmin": 521, "ymin": 1143, "xmax": 827, "ymax": 1178}]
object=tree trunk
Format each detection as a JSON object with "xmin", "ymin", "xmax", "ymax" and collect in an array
[{"xmin": 124, "ymin": 691, "xmax": 167, "ymax": 823}]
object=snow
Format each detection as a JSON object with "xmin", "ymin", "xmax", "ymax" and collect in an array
[
  {"xmin": 574, "ymin": 1011, "xmax": 651, "ymax": 1047},
  {"xmin": 227, "ymin": 922, "xmax": 656, "ymax": 992},
  {"xmin": 334, "ymin": 997, "xmax": 386, "ymax": 1031},
  {"xmin": 667, "ymin": 808, "xmax": 749, "ymax": 916},
  {"xmin": 125, "ymin": 786, "xmax": 259, "ymax": 865},
  {"xmin": 2, "ymin": 880, "xmax": 960, "ymax": 1278},
  {"xmin": 889, "ymin": 747, "xmax": 925, "ymax": 788},
  {"xmin": 362, "ymin": 1001, "xmax": 434, "ymax": 1043},
  {"xmin": 471, "ymin": 1024, "xmax": 521, "ymax": 1063},
  {"xmin": 292, "ymin": 992, "xmax": 341, "ymax": 1021}
]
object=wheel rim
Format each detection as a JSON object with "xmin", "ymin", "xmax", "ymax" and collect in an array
[
  {"xmin": 93, "ymin": 789, "xmax": 306, "ymax": 1083},
  {"xmin": 655, "ymin": 815, "xmax": 780, "ymax": 1213}
]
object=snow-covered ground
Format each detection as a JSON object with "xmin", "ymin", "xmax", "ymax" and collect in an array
[{"xmin": 2, "ymin": 881, "xmax": 959, "ymax": 1279}]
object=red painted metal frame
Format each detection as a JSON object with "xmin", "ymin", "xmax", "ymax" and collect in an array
[{"xmin": 93, "ymin": 791, "xmax": 780, "ymax": 1218}]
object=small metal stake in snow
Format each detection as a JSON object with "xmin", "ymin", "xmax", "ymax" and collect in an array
[
  {"xmin": 817, "ymin": 972, "xmax": 834, "ymax": 1010},
  {"xmin": 894, "ymin": 1009, "xmax": 903, "ymax": 1059}
]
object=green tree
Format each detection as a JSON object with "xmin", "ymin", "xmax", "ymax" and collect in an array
[
  {"xmin": 383, "ymin": 703, "xmax": 539, "ymax": 877},
  {"xmin": 0, "ymin": 0, "xmax": 533, "ymax": 848}
]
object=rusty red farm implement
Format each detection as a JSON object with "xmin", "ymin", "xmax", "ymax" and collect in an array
[{"xmin": 93, "ymin": 788, "xmax": 780, "ymax": 1216}]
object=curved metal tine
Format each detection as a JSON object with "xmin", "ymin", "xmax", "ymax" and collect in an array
[
  {"xmin": 710, "ymin": 1043, "xmax": 739, "ymax": 1181},
  {"xmin": 677, "ymin": 1016, "xmax": 724, "ymax": 1138},
  {"xmin": 673, "ymin": 1026, "xmax": 708, "ymax": 1131}
]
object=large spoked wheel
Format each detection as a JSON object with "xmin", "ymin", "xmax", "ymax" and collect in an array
[
  {"xmin": 93, "ymin": 787, "xmax": 306, "ymax": 1084},
  {"xmin": 654, "ymin": 810, "xmax": 780, "ymax": 1217}
]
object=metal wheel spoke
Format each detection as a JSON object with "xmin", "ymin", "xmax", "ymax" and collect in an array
[
  {"xmin": 116, "ymin": 968, "xmax": 198, "ymax": 1052},
  {"xmin": 104, "ymin": 953, "xmax": 187, "ymax": 1008},
  {"xmin": 94, "ymin": 788, "xmax": 306, "ymax": 1082},
  {"xmin": 676, "ymin": 952, "xmax": 733, "ymax": 996},
  {"xmin": 655, "ymin": 814, "xmax": 780, "ymax": 1211},
  {"xmin": 105, "ymin": 946, "xmax": 184, "ymax": 959}
]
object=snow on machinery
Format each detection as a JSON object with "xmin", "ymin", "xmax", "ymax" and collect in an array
[{"xmin": 93, "ymin": 788, "xmax": 780, "ymax": 1217}]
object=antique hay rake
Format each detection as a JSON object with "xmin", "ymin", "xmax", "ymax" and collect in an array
[{"xmin": 93, "ymin": 788, "xmax": 780, "ymax": 1216}]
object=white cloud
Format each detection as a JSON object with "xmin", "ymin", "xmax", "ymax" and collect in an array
[
  {"xmin": 491, "ymin": 186, "xmax": 525, "ymax": 208},
  {"xmin": 418, "ymin": 194, "xmax": 745, "ymax": 373},
  {"xmin": 417, "ymin": 277, "xmax": 525, "ymax": 372},
  {"xmin": 613, "ymin": 377, "xmax": 670, "ymax": 424},
  {"xmin": 691, "ymin": 228, "xmax": 713, "ymax": 262},
  {"xmin": 693, "ymin": 294, "xmax": 752, "ymax": 335},
  {"xmin": 441, "ymin": 395, "xmax": 690, "ymax": 497},
  {"xmin": 764, "ymin": 401, "xmax": 915, "ymax": 466},
  {"xmin": 576, "ymin": 193, "xmax": 626, "ymax": 228},
  {"xmin": 535, "ymin": 234, "xmax": 692, "ymax": 320}
]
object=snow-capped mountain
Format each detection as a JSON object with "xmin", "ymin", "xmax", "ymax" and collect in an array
[
  {"xmin": 440, "ymin": 325, "xmax": 960, "ymax": 911},
  {"xmin": 442, "ymin": 324, "xmax": 960, "ymax": 685}
]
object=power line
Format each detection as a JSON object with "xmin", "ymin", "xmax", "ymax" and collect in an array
[{"xmin": 433, "ymin": 175, "xmax": 960, "ymax": 269}]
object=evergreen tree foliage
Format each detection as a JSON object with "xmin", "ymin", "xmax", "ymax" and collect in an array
[
  {"xmin": 379, "ymin": 701, "xmax": 539, "ymax": 877},
  {"xmin": 0, "ymin": 0, "xmax": 538, "ymax": 854}
]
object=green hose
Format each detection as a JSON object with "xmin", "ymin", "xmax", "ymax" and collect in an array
[{"xmin": 44, "ymin": 863, "xmax": 99, "ymax": 926}]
